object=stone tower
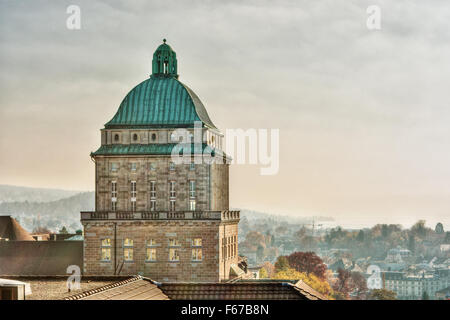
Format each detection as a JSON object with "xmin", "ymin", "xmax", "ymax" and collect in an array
[{"xmin": 81, "ymin": 40, "xmax": 240, "ymax": 282}]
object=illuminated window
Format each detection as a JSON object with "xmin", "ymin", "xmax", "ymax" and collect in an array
[
  {"xmin": 101, "ymin": 238, "xmax": 111, "ymax": 261},
  {"xmin": 146, "ymin": 239, "xmax": 157, "ymax": 262},
  {"xmin": 123, "ymin": 238, "xmax": 133, "ymax": 262},
  {"xmin": 192, "ymin": 247, "xmax": 202, "ymax": 261},
  {"xmin": 168, "ymin": 238, "xmax": 180, "ymax": 262},
  {"xmin": 189, "ymin": 200, "xmax": 196, "ymax": 211}
]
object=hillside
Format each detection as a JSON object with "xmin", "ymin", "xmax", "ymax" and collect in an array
[
  {"xmin": 0, "ymin": 191, "xmax": 94, "ymax": 233},
  {"xmin": 0, "ymin": 184, "xmax": 83, "ymax": 203}
]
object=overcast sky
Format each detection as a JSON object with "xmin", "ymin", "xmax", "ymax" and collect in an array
[{"xmin": 1, "ymin": 0, "xmax": 449, "ymax": 228}]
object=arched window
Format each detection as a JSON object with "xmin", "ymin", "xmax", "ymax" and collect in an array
[
  {"xmin": 114, "ymin": 134, "xmax": 119, "ymax": 142},
  {"xmin": 151, "ymin": 133, "xmax": 157, "ymax": 141},
  {"xmin": 133, "ymin": 134, "xmax": 138, "ymax": 141}
]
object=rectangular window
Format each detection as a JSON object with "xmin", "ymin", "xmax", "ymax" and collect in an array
[
  {"xmin": 150, "ymin": 200, "xmax": 156, "ymax": 211},
  {"xmin": 131, "ymin": 181, "xmax": 137, "ymax": 211},
  {"xmin": 149, "ymin": 163, "xmax": 156, "ymax": 171},
  {"xmin": 169, "ymin": 248, "xmax": 179, "ymax": 261},
  {"xmin": 131, "ymin": 162, "xmax": 137, "ymax": 171},
  {"xmin": 189, "ymin": 163, "xmax": 195, "ymax": 171},
  {"xmin": 192, "ymin": 238, "xmax": 202, "ymax": 261},
  {"xmin": 146, "ymin": 239, "xmax": 157, "ymax": 261},
  {"xmin": 131, "ymin": 181, "xmax": 137, "ymax": 197},
  {"xmin": 169, "ymin": 181, "xmax": 176, "ymax": 198},
  {"xmin": 146, "ymin": 248, "xmax": 157, "ymax": 261},
  {"xmin": 150, "ymin": 181, "xmax": 156, "ymax": 199},
  {"xmin": 168, "ymin": 238, "xmax": 180, "ymax": 262},
  {"xmin": 170, "ymin": 200, "xmax": 176, "ymax": 211},
  {"xmin": 123, "ymin": 238, "xmax": 133, "ymax": 262},
  {"xmin": 169, "ymin": 161, "xmax": 175, "ymax": 171},
  {"xmin": 189, "ymin": 180, "xmax": 196, "ymax": 198},
  {"xmin": 111, "ymin": 181, "xmax": 117, "ymax": 211},
  {"xmin": 101, "ymin": 238, "xmax": 111, "ymax": 261},
  {"xmin": 111, "ymin": 163, "xmax": 118, "ymax": 172},
  {"xmin": 192, "ymin": 248, "xmax": 202, "ymax": 261},
  {"xmin": 189, "ymin": 200, "xmax": 196, "ymax": 211}
]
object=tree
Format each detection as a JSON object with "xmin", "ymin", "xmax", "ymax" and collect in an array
[
  {"xmin": 422, "ymin": 291, "xmax": 429, "ymax": 300},
  {"xmin": 256, "ymin": 245, "xmax": 265, "ymax": 261},
  {"xmin": 260, "ymin": 261, "xmax": 275, "ymax": 278},
  {"xmin": 408, "ymin": 235, "xmax": 416, "ymax": 253},
  {"xmin": 435, "ymin": 223, "xmax": 444, "ymax": 234},
  {"xmin": 274, "ymin": 256, "xmax": 290, "ymax": 272},
  {"xmin": 411, "ymin": 220, "xmax": 427, "ymax": 238},
  {"xmin": 287, "ymin": 252, "xmax": 327, "ymax": 280},
  {"xmin": 273, "ymin": 268, "xmax": 334, "ymax": 298},
  {"xmin": 259, "ymin": 267, "xmax": 268, "ymax": 278},
  {"xmin": 59, "ymin": 226, "xmax": 69, "ymax": 234},
  {"xmin": 368, "ymin": 289, "xmax": 397, "ymax": 300},
  {"xmin": 356, "ymin": 230, "xmax": 365, "ymax": 242},
  {"xmin": 333, "ymin": 269, "xmax": 353, "ymax": 299},
  {"xmin": 350, "ymin": 272, "xmax": 368, "ymax": 300}
]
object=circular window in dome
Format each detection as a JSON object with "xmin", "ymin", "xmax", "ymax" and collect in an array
[
  {"xmin": 151, "ymin": 133, "xmax": 157, "ymax": 141},
  {"xmin": 133, "ymin": 134, "xmax": 138, "ymax": 141},
  {"xmin": 114, "ymin": 134, "xmax": 120, "ymax": 142}
]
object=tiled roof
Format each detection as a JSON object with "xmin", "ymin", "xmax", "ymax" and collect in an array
[
  {"xmin": 161, "ymin": 280, "xmax": 326, "ymax": 300},
  {"xmin": 64, "ymin": 276, "xmax": 169, "ymax": 300}
]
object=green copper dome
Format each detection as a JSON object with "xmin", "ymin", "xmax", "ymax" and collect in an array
[{"xmin": 105, "ymin": 40, "xmax": 216, "ymax": 129}]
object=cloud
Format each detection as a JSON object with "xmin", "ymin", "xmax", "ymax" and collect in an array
[{"xmin": 1, "ymin": 0, "xmax": 449, "ymax": 227}]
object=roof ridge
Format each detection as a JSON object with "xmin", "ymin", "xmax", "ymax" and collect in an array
[{"xmin": 63, "ymin": 275, "xmax": 142, "ymax": 300}]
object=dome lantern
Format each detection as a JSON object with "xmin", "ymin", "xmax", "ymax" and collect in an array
[{"xmin": 151, "ymin": 39, "xmax": 178, "ymax": 78}]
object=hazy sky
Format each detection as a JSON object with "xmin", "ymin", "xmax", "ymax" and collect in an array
[{"xmin": 1, "ymin": 0, "xmax": 450, "ymax": 228}]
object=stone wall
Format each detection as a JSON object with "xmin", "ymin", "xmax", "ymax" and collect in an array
[
  {"xmin": 95, "ymin": 156, "xmax": 229, "ymax": 213},
  {"xmin": 83, "ymin": 220, "xmax": 237, "ymax": 282}
]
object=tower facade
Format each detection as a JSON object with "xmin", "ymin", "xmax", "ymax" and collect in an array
[{"xmin": 81, "ymin": 40, "xmax": 240, "ymax": 282}]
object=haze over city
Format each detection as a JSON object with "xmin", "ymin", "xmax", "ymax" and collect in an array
[{"xmin": 1, "ymin": 0, "xmax": 450, "ymax": 228}]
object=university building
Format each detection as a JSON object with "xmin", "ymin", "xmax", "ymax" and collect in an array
[{"xmin": 81, "ymin": 40, "xmax": 241, "ymax": 282}]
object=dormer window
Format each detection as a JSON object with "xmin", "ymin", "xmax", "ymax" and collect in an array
[
  {"xmin": 133, "ymin": 133, "xmax": 138, "ymax": 142},
  {"xmin": 114, "ymin": 134, "xmax": 120, "ymax": 142},
  {"xmin": 151, "ymin": 133, "xmax": 157, "ymax": 141}
]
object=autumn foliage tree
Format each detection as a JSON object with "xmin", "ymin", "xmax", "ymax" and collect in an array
[
  {"xmin": 287, "ymin": 252, "xmax": 327, "ymax": 280},
  {"xmin": 368, "ymin": 289, "xmax": 397, "ymax": 300},
  {"xmin": 273, "ymin": 268, "xmax": 334, "ymax": 298},
  {"xmin": 274, "ymin": 256, "xmax": 290, "ymax": 272},
  {"xmin": 332, "ymin": 269, "xmax": 368, "ymax": 300}
]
